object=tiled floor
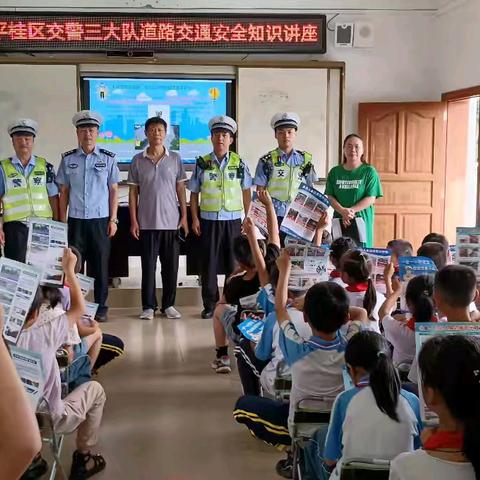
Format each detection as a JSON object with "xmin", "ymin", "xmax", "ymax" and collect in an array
[{"xmin": 58, "ymin": 306, "xmax": 282, "ymax": 480}]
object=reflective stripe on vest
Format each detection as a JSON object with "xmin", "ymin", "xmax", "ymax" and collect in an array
[
  {"xmin": 267, "ymin": 150, "xmax": 312, "ymax": 203},
  {"xmin": 1, "ymin": 157, "xmax": 52, "ymax": 222},
  {"xmin": 200, "ymin": 152, "xmax": 243, "ymax": 212}
]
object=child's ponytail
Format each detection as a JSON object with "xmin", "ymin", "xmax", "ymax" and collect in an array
[
  {"xmin": 405, "ymin": 274, "xmax": 434, "ymax": 323},
  {"xmin": 419, "ymin": 335, "xmax": 480, "ymax": 479},
  {"xmin": 363, "ymin": 278, "xmax": 377, "ymax": 319},
  {"xmin": 345, "ymin": 331, "xmax": 401, "ymax": 422}
]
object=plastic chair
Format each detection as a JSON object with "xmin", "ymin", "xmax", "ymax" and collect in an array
[
  {"xmin": 340, "ymin": 458, "xmax": 390, "ymax": 480},
  {"xmin": 291, "ymin": 397, "xmax": 333, "ymax": 480}
]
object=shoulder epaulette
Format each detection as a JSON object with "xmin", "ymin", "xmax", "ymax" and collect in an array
[
  {"xmin": 99, "ymin": 148, "xmax": 115, "ymax": 158},
  {"xmin": 260, "ymin": 152, "xmax": 272, "ymax": 162},
  {"xmin": 61, "ymin": 149, "xmax": 77, "ymax": 158}
]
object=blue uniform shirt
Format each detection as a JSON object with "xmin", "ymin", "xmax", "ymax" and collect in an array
[
  {"xmin": 187, "ymin": 151, "xmax": 252, "ymax": 221},
  {"xmin": 0, "ymin": 155, "xmax": 58, "ymax": 197},
  {"xmin": 253, "ymin": 148, "xmax": 317, "ymax": 217},
  {"xmin": 56, "ymin": 146, "xmax": 120, "ymax": 219}
]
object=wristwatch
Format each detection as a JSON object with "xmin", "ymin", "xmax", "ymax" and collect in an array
[{"xmin": 110, "ymin": 218, "xmax": 119, "ymax": 225}]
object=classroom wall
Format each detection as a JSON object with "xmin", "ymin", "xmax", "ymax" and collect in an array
[{"xmin": 434, "ymin": 0, "xmax": 480, "ymax": 95}]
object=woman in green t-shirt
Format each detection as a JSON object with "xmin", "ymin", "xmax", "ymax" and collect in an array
[{"xmin": 325, "ymin": 134, "xmax": 383, "ymax": 247}]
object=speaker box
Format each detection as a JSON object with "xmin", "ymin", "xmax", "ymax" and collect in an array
[
  {"xmin": 354, "ymin": 21, "xmax": 375, "ymax": 48},
  {"xmin": 335, "ymin": 23, "xmax": 354, "ymax": 47}
]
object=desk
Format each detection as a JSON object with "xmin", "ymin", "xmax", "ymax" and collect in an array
[{"xmin": 109, "ymin": 205, "xmax": 228, "ymax": 279}]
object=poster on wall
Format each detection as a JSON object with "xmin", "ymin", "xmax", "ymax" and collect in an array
[{"xmin": 83, "ymin": 77, "xmax": 232, "ymax": 165}]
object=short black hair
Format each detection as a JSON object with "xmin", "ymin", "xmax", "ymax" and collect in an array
[
  {"xmin": 233, "ymin": 235, "xmax": 255, "ymax": 269},
  {"xmin": 145, "ymin": 116, "xmax": 168, "ymax": 132},
  {"xmin": 387, "ymin": 239, "xmax": 414, "ymax": 257},
  {"xmin": 330, "ymin": 237, "xmax": 357, "ymax": 266},
  {"xmin": 435, "ymin": 265, "xmax": 477, "ymax": 308},
  {"xmin": 422, "ymin": 232, "xmax": 449, "ymax": 251},
  {"xmin": 417, "ymin": 242, "xmax": 448, "ymax": 270},
  {"xmin": 303, "ymin": 282, "xmax": 349, "ymax": 333}
]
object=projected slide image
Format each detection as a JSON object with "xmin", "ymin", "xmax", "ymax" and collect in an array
[{"xmin": 85, "ymin": 77, "xmax": 231, "ymax": 164}]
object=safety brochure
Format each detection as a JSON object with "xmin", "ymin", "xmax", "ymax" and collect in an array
[
  {"xmin": 398, "ymin": 256, "xmax": 437, "ymax": 282},
  {"xmin": 361, "ymin": 248, "xmax": 391, "ymax": 294},
  {"xmin": 77, "ymin": 274, "xmax": 94, "ymax": 297},
  {"xmin": 415, "ymin": 322, "xmax": 480, "ymax": 425},
  {"xmin": 280, "ymin": 183, "xmax": 330, "ymax": 243},
  {"xmin": 0, "ymin": 258, "xmax": 41, "ymax": 345},
  {"xmin": 11, "ymin": 346, "xmax": 44, "ymax": 412},
  {"xmin": 285, "ymin": 244, "xmax": 330, "ymax": 291},
  {"xmin": 81, "ymin": 302, "xmax": 99, "ymax": 326},
  {"xmin": 248, "ymin": 200, "xmax": 268, "ymax": 238},
  {"xmin": 26, "ymin": 218, "xmax": 68, "ymax": 287},
  {"xmin": 456, "ymin": 227, "xmax": 480, "ymax": 280},
  {"xmin": 238, "ymin": 317, "xmax": 265, "ymax": 343}
]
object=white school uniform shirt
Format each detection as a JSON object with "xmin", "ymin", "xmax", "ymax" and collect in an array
[
  {"xmin": 382, "ymin": 314, "xmax": 416, "ymax": 365},
  {"xmin": 345, "ymin": 287, "xmax": 386, "ymax": 333},
  {"xmin": 325, "ymin": 386, "xmax": 422, "ymax": 480},
  {"xmin": 256, "ymin": 308, "xmax": 312, "ymax": 397},
  {"xmin": 389, "ymin": 450, "xmax": 475, "ymax": 480},
  {"xmin": 279, "ymin": 321, "xmax": 346, "ymax": 432}
]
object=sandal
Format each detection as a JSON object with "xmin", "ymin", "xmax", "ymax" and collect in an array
[
  {"xmin": 20, "ymin": 453, "xmax": 48, "ymax": 479},
  {"xmin": 69, "ymin": 450, "xmax": 106, "ymax": 480}
]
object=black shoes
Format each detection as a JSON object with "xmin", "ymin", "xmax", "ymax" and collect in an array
[{"xmin": 201, "ymin": 308, "xmax": 214, "ymax": 319}]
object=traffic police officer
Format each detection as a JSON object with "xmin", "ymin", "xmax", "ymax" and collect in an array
[
  {"xmin": 57, "ymin": 110, "xmax": 120, "ymax": 322},
  {"xmin": 0, "ymin": 119, "xmax": 59, "ymax": 262},
  {"xmin": 188, "ymin": 116, "xmax": 252, "ymax": 319},
  {"xmin": 253, "ymin": 112, "xmax": 317, "ymax": 237}
]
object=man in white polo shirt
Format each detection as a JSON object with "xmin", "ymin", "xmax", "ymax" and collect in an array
[{"xmin": 128, "ymin": 116, "xmax": 188, "ymax": 320}]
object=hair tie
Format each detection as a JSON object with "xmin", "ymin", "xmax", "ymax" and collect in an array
[{"xmin": 377, "ymin": 350, "xmax": 386, "ymax": 359}]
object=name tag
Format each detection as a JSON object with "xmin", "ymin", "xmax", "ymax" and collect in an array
[{"xmin": 94, "ymin": 161, "xmax": 107, "ymax": 168}]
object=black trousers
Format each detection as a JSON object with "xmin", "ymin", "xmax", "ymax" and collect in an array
[
  {"xmin": 140, "ymin": 229, "xmax": 179, "ymax": 311},
  {"xmin": 68, "ymin": 217, "xmax": 110, "ymax": 316},
  {"xmin": 94, "ymin": 333, "xmax": 125, "ymax": 371},
  {"xmin": 200, "ymin": 218, "xmax": 241, "ymax": 311},
  {"xmin": 3, "ymin": 221, "xmax": 29, "ymax": 263},
  {"xmin": 234, "ymin": 338, "xmax": 269, "ymax": 396},
  {"xmin": 277, "ymin": 216, "xmax": 287, "ymax": 247}
]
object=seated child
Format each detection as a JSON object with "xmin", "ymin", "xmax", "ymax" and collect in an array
[
  {"xmin": 379, "ymin": 274, "xmax": 436, "ymax": 366},
  {"xmin": 304, "ymin": 330, "xmax": 422, "ymax": 480},
  {"xmin": 417, "ymin": 242, "xmax": 448, "ymax": 270},
  {"xmin": 408, "ymin": 265, "xmax": 480, "ymax": 384},
  {"xmin": 340, "ymin": 249, "xmax": 386, "ymax": 331},
  {"xmin": 390, "ymin": 334, "xmax": 480, "ymax": 480},
  {"xmin": 211, "ymin": 235, "xmax": 262, "ymax": 374},
  {"xmin": 233, "ymin": 250, "xmax": 348, "ymax": 453},
  {"xmin": 17, "ymin": 248, "xmax": 107, "ymax": 480},
  {"xmin": 329, "ymin": 237, "xmax": 357, "ymax": 286}
]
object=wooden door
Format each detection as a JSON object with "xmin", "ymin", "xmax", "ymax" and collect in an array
[{"xmin": 358, "ymin": 102, "xmax": 447, "ymax": 250}]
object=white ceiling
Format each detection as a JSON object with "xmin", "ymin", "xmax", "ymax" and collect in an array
[{"xmin": 0, "ymin": 0, "xmax": 462, "ymax": 14}]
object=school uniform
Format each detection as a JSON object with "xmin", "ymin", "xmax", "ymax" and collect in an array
[
  {"xmin": 233, "ymin": 319, "xmax": 345, "ymax": 447},
  {"xmin": 56, "ymin": 111, "xmax": 120, "ymax": 319},
  {"xmin": 390, "ymin": 450, "xmax": 475, "ymax": 480},
  {"xmin": 345, "ymin": 283, "xmax": 386, "ymax": 331},
  {"xmin": 382, "ymin": 314, "xmax": 416, "ymax": 365}
]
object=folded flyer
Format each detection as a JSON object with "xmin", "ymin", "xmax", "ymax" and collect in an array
[
  {"xmin": 248, "ymin": 200, "xmax": 268, "ymax": 238},
  {"xmin": 415, "ymin": 322, "xmax": 480, "ymax": 425},
  {"xmin": 456, "ymin": 227, "xmax": 480, "ymax": 280},
  {"xmin": 362, "ymin": 248, "xmax": 391, "ymax": 294},
  {"xmin": 398, "ymin": 256, "xmax": 437, "ymax": 282},
  {"xmin": 238, "ymin": 317, "xmax": 265, "ymax": 343},
  {"xmin": 11, "ymin": 346, "xmax": 44, "ymax": 412},
  {"xmin": 280, "ymin": 183, "xmax": 330, "ymax": 243},
  {"xmin": 0, "ymin": 258, "xmax": 41, "ymax": 345},
  {"xmin": 286, "ymin": 244, "xmax": 330, "ymax": 291},
  {"xmin": 26, "ymin": 218, "xmax": 68, "ymax": 287}
]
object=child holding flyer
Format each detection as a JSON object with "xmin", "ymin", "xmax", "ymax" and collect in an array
[
  {"xmin": 390, "ymin": 335, "xmax": 480, "ymax": 480},
  {"xmin": 340, "ymin": 249, "xmax": 386, "ymax": 331},
  {"xmin": 17, "ymin": 248, "xmax": 107, "ymax": 480},
  {"xmin": 379, "ymin": 274, "xmax": 436, "ymax": 366}
]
